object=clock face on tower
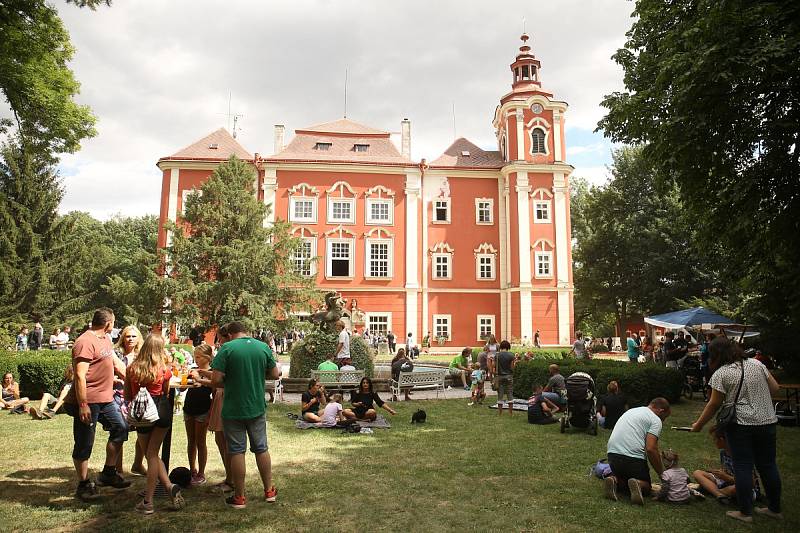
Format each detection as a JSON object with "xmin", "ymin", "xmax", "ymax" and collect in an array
[{"xmin": 531, "ymin": 103, "xmax": 543, "ymax": 114}]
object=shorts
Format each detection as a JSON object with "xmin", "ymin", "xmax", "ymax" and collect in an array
[
  {"xmin": 135, "ymin": 394, "xmax": 173, "ymax": 434},
  {"xmin": 608, "ymin": 452, "xmax": 651, "ymax": 490},
  {"xmin": 66, "ymin": 401, "xmax": 129, "ymax": 461},
  {"xmin": 353, "ymin": 406, "xmax": 372, "ymax": 418},
  {"xmin": 707, "ymin": 472, "xmax": 733, "ymax": 490},
  {"xmin": 223, "ymin": 414, "xmax": 268, "ymax": 455},
  {"xmin": 496, "ymin": 375, "xmax": 513, "ymax": 402},
  {"xmin": 184, "ymin": 411, "xmax": 209, "ymax": 424}
]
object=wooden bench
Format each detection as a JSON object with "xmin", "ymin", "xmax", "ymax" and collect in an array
[
  {"xmin": 389, "ymin": 368, "xmax": 447, "ymax": 400},
  {"xmin": 310, "ymin": 370, "xmax": 365, "ymax": 391}
]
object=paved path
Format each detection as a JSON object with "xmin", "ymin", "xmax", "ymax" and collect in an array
[{"xmin": 275, "ymin": 385, "xmax": 496, "ymax": 405}]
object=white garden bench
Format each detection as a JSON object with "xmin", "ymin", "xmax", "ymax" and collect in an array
[
  {"xmin": 264, "ymin": 377, "xmax": 284, "ymax": 403},
  {"xmin": 389, "ymin": 368, "xmax": 447, "ymax": 399},
  {"xmin": 310, "ymin": 369, "xmax": 365, "ymax": 391}
]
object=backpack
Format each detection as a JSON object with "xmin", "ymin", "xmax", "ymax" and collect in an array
[
  {"xmin": 590, "ymin": 458, "xmax": 612, "ymax": 479},
  {"xmin": 126, "ymin": 387, "xmax": 160, "ymax": 427}
]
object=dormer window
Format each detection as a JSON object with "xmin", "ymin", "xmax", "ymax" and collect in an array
[
  {"xmin": 461, "ymin": 150, "xmax": 470, "ymax": 157},
  {"xmin": 208, "ymin": 143, "xmax": 219, "ymax": 149},
  {"xmin": 314, "ymin": 142, "xmax": 332, "ymax": 151},
  {"xmin": 353, "ymin": 144, "xmax": 370, "ymax": 152}
]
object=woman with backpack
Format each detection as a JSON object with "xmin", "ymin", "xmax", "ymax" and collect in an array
[{"xmin": 124, "ymin": 333, "xmax": 185, "ymax": 514}]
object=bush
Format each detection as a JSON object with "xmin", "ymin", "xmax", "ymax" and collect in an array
[
  {"xmin": 289, "ymin": 330, "xmax": 374, "ymax": 378},
  {"xmin": 0, "ymin": 349, "xmax": 72, "ymax": 398},
  {"xmin": 470, "ymin": 347, "xmax": 567, "ymax": 362},
  {"xmin": 513, "ymin": 359, "xmax": 683, "ymax": 406}
]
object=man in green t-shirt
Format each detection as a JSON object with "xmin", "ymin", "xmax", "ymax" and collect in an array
[
  {"xmin": 211, "ymin": 321, "xmax": 279, "ymax": 509},
  {"xmin": 448, "ymin": 348, "xmax": 471, "ymax": 390}
]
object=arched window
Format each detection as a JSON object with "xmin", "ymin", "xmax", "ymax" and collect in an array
[{"xmin": 531, "ymin": 128, "xmax": 546, "ymax": 154}]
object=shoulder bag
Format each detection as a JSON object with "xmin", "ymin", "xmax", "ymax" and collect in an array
[{"xmin": 716, "ymin": 361, "xmax": 745, "ymax": 433}]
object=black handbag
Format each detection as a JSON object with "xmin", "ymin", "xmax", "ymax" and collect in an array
[{"xmin": 716, "ymin": 361, "xmax": 745, "ymax": 432}]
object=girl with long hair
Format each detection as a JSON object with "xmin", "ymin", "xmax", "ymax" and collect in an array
[
  {"xmin": 184, "ymin": 344, "xmax": 213, "ymax": 485},
  {"xmin": 124, "ymin": 334, "xmax": 185, "ymax": 514}
]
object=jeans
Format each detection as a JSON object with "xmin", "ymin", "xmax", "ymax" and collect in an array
[
  {"xmin": 541, "ymin": 392, "xmax": 564, "ymax": 405},
  {"xmin": 66, "ymin": 401, "xmax": 129, "ymax": 460},
  {"xmin": 223, "ymin": 414, "xmax": 268, "ymax": 455},
  {"xmin": 725, "ymin": 423, "xmax": 781, "ymax": 515}
]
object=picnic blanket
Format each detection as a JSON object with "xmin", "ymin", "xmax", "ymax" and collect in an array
[
  {"xmin": 295, "ymin": 415, "xmax": 392, "ymax": 430},
  {"xmin": 488, "ymin": 399, "xmax": 529, "ymax": 411}
]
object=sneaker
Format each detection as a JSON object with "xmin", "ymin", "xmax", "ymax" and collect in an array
[
  {"xmin": 169, "ymin": 484, "xmax": 185, "ymax": 510},
  {"xmin": 29, "ymin": 406, "xmax": 42, "ymax": 420},
  {"xmin": 135, "ymin": 499, "xmax": 154, "ymax": 515},
  {"xmin": 97, "ymin": 471, "xmax": 131, "ymax": 489},
  {"xmin": 191, "ymin": 473, "xmax": 207, "ymax": 486},
  {"xmin": 467, "ymin": 402, "xmax": 474, "ymax": 406},
  {"xmin": 226, "ymin": 494, "xmax": 247, "ymax": 509},
  {"xmin": 265, "ymin": 486, "xmax": 277, "ymax": 503},
  {"xmin": 42, "ymin": 408, "xmax": 55, "ymax": 419},
  {"xmin": 604, "ymin": 477, "xmax": 618, "ymax": 501},
  {"xmin": 464, "ymin": 386, "xmax": 470, "ymax": 391},
  {"xmin": 628, "ymin": 478, "xmax": 644, "ymax": 505},
  {"xmin": 754, "ymin": 507, "xmax": 784, "ymax": 520},
  {"xmin": 75, "ymin": 480, "xmax": 100, "ymax": 502}
]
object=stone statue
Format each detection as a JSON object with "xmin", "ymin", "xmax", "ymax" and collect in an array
[
  {"xmin": 311, "ymin": 291, "xmax": 345, "ymax": 333},
  {"xmin": 349, "ymin": 298, "xmax": 366, "ymax": 326}
]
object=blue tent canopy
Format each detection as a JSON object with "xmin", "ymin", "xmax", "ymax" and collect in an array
[{"xmin": 644, "ymin": 307, "xmax": 733, "ymax": 329}]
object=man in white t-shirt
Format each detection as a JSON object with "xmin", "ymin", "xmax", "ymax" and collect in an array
[
  {"xmin": 335, "ymin": 321, "xmax": 350, "ymax": 365},
  {"xmin": 604, "ymin": 397, "xmax": 671, "ymax": 505},
  {"xmin": 339, "ymin": 357, "xmax": 356, "ymax": 372},
  {"xmin": 55, "ymin": 328, "xmax": 70, "ymax": 350}
]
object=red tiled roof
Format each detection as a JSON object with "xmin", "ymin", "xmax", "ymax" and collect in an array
[
  {"xmin": 429, "ymin": 138, "xmax": 504, "ymax": 169},
  {"xmin": 160, "ymin": 128, "xmax": 253, "ymax": 162},
  {"xmin": 269, "ymin": 131, "xmax": 413, "ymax": 165},
  {"xmin": 296, "ymin": 118, "xmax": 389, "ymax": 136}
]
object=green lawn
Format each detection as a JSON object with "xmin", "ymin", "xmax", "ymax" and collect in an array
[{"xmin": 0, "ymin": 399, "xmax": 797, "ymax": 532}]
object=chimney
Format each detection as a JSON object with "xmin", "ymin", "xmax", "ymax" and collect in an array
[
  {"xmin": 273, "ymin": 124, "xmax": 285, "ymax": 154},
  {"xmin": 401, "ymin": 118, "xmax": 411, "ymax": 159}
]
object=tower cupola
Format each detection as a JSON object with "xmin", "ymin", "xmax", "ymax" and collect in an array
[{"xmin": 510, "ymin": 33, "xmax": 541, "ymax": 88}]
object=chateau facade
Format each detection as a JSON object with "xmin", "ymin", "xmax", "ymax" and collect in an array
[{"xmin": 157, "ymin": 34, "xmax": 575, "ymax": 348}]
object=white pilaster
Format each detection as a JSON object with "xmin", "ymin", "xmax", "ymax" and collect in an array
[
  {"xmin": 405, "ymin": 171, "xmax": 421, "ymax": 340},
  {"xmin": 553, "ymin": 171, "xmax": 571, "ymax": 345},
  {"xmin": 515, "ymin": 108, "xmax": 525, "ymax": 161},
  {"xmin": 515, "ymin": 171, "xmax": 533, "ymax": 342},
  {"xmin": 166, "ymin": 168, "xmax": 180, "ymax": 247},
  {"xmin": 262, "ymin": 165, "xmax": 278, "ymax": 227},
  {"xmin": 502, "ymin": 175, "xmax": 512, "ymax": 340},
  {"xmin": 498, "ymin": 174, "xmax": 508, "ymax": 341},
  {"xmin": 553, "ymin": 112, "xmax": 563, "ymax": 162}
]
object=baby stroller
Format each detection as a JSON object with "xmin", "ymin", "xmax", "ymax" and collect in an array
[
  {"xmin": 679, "ymin": 354, "xmax": 704, "ymax": 400},
  {"xmin": 560, "ymin": 372, "xmax": 598, "ymax": 436}
]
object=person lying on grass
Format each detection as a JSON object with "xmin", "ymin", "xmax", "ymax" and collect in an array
[{"xmin": 343, "ymin": 377, "xmax": 396, "ymax": 421}]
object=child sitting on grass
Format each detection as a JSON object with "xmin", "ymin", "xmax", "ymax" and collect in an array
[
  {"xmin": 468, "ymin": 363, "xmax": 485, "ymax": 406},
  {"xmin": 319, "ymin": 393, "xmax": 346, "ymax": 428},
  {"xmin": 692, "ymin": 426, "xmax": 760, "ymax": 506},
  {"xmin": 653, "ymin": 450, "xmax": 690, "ymax": 504}
]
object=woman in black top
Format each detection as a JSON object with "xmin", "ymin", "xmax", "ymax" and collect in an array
[
  {"xmin": 343, "ymin": 377, "xmax": 396, "ymax": 421},
  {"xmin": 597, "ymin": 380, "xmax": 627, "ymax": 430},
  {"xmin": 301, "ymin": 378, "xmax": 326, "ymax": 422}
]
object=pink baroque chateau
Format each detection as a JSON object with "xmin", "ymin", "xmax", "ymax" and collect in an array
[{"xmin": 156, "ymin": 34, "xmax": 575, "ymax": 348}]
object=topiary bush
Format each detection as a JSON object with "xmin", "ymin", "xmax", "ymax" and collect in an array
[
  {"xmin": 470, "ymin": 347, "xmax": 567, "ymax": 362},
  {"xmin": 513, "ymin": 359, "xmax": 683, "ymax": 406},
  {"xmin": 0, "ymin": 349, "xmax": 72, "ymax": 398},
  {"xmin": 289, "ymin": 330, "xmax": 374, "ymax": 378}
]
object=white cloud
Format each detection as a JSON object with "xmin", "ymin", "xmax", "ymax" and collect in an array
[
  {"xmin": 571, "ymin": 165, "xmax": 612, "ymax": 188},
  {"xmin": 567, "ymin": 142, "xmax": 609, "ymax": 157},
  {"xmin": 50, "ymin": 0, "xmax": 634, "ymax": 219}
]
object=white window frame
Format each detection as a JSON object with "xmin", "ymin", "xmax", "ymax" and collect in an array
[
  {"xmin": 477, "ymin": 315, "xmax": 495, "ymax": 341},
  {"xmin": 291, "ymin": 237, "xmax": 317, "ymax": 277},
  {"xmin": 432, "ymin": 314, "xmax": 452, "ymax": 341},
  {"xmin": 365, "ymin": 313, "xmax": 392, "ymax": 337},
  {"xmin": 365, "ymin": 237, "xmax": 393, "ymax": 279},
  {"xmin": 533, "ymin": 200, "xmax": 551, "ymax": 223},
  {"xmin": 181, "ymin": 189, "xmax": 203, "ymax": 215},
  {"xmin": 327, "ymin": 197, "xmax": 355, "ymax": 224},
  {"xmin": 431, "ymin": 253, "xmax": 452, "ymax": 280},
  {"xmin": 535, "ymin": 251, "xmax": 553, "ymax": 279},
  {"xmin": 289, "ymin": 197, "xmax": 317, "ymax": 223},
  {"xmin": 476, "ymin": 254, "xmax": 496, "ymax": 281},
  {"xmin": 365, "ymin": 198, "xmax": 393, "ymax": 225},
  {"xmin": 432, "ymin": 198, "xmax": 451, "ymax": 224},
  {"xmin": 326, "ymin": 238, "xmax": 354, "ymax": 279},
  {"xmin": 475, "ymin": 198, "xmax": 494, "ymax": 225}
]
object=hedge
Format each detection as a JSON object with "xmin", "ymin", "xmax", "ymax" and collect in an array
[
  {"xmin": 513, "ymin": 359, "xmax": 683, "ymax": 406},
  {"xmin": 470, "ymin": 347, "xmax": 568, "ymax": 362},
  {"xmin": 0, "ymin": 349, "xmax": 72, "ymax": 399},
  {"xmin": 289, "ymin": 330, "xmax": 374, "ymax": 378}
]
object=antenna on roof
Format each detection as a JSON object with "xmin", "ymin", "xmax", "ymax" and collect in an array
[
  {"xmin": 522, "ymin": 16, "xmax": 526, "ymax": 34},
  {"xmin": 232, "ymin": 113, "xmax": 243, "ymax": 139},
  {"xmin": 451, "ymin": 102, "xmax": 457, "ymax": 140},
  {"xmin": 344, "ymin": 68, "xmax": 349, "ymax": 118}
]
